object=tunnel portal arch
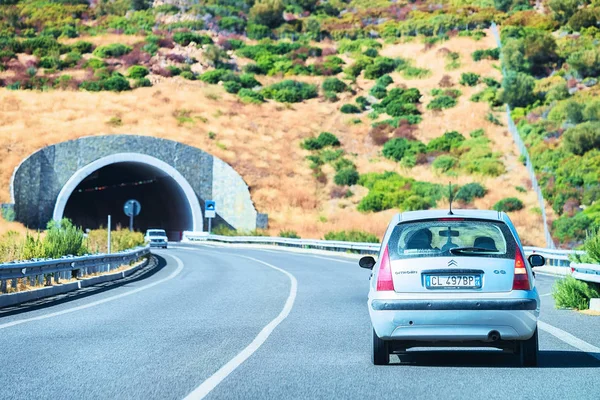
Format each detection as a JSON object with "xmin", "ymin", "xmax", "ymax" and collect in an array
[{"xmin": 7, "ymin": 135, "xmax": 267, "ymax": 236}]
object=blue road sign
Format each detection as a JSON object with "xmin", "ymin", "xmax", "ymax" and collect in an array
[{"xmin": 205, "ymin": 201, "xmax": 216, "ymax": 218}]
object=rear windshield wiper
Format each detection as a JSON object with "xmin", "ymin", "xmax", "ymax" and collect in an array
[{"xmin": 449, "ymin": 247, "xmax": 497, "ymax": 254}]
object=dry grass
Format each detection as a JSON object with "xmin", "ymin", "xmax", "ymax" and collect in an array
[
  {"xmin": 59, "ymin": 34, "xmax": 146, "ymax": 47},
  {"xmin": 0, "ymin": 29, "xmax": 546, "ymax": 245}
]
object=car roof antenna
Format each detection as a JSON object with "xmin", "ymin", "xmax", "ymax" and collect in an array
[{"xmin": 448, "ymin": 182, "xmax": 454, "ymax": 215}]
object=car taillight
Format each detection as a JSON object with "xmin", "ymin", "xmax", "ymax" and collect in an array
[
  {"xmin": 512, "ymin": 247, "xmax": 530, "ymax": 290},
  {"xmin": 376, "ymin": 246, "xmax": 394, "ymax": 292}
]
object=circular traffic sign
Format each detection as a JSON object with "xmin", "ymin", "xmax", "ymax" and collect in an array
[{"xmin": 124, "ymin": 199, "xmax": 141, "ymax": 217}]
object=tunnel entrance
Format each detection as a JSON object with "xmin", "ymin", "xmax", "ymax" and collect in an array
[{"xmin": 62, "ymin": 162, "xmax": 192, "ymax": 239}]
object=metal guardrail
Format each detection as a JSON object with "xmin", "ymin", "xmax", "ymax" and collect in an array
[
  {"xmin": 0, "ymin": 246, "xmax": 150, "ymax": 294},
  {"xmin": 183, "ymin": 232, "xmax": 599, "ymax": 283}
]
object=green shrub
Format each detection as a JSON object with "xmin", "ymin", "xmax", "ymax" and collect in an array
[
  {"xmin": 376, "ymin": 74, "xmax": 393, "ymax": 87},
  {"xmin": 247, "ymin": 24, "xmax": 272, "ymax": 40},
  {"xmin": 127, "ymin": 65, "xmax": 149, "ymax": 79},
  {"xmin": 493, "ymin": 197, "xmax": 524, "ymax": 212},
  {"xmin": 341, "ymin": 104, "xmax": 361, "ymax": 114},
  {"xmin": 238, "ymin": 88, "xmax": 265, "ymax": 104},
  {"xmin": 324, "ymin": 230, "xmax": 379, "ymax": 243},
  {"xmin": 500, "ymin": 71, "xmax": 537, "ymax": 108},
  {"xmin": 426, "ymin": 131, "xmax": 465, "ymax": 152},
  {"xmin": 553, "ymin": 276, "xmax": 600, "ymax": 310},
  {"xmin": 224, "ymin": 81, "xmax": 242, "ymax": 94},
  {"xmin": 433, "ymin": 155, "xmax": 458, "ymax": 172},
  {"xmin": 301, "ymin": 132, "xmax": 340, "ymax": 150},
  {"xmin": 180, "ymin": 71, "xmax": 195, "ymax": 80},
  {"xmin": 363, "ymin": 48, "xmax": 378, "ymax": 58},
  {"xmin": 385, "ymin": 102, "xmax": 420, "ymax": 117},
  {"xmin": 369, "ymin": 84, "xmax": 387, "ymax": 99},
  {"xmin": 43, "ymin": 219, "xmax": 87, "ymax": 258},
  {"xmin": 93, "ymin": 44, "xmax": 132, "ymax": 58},
  {"xmin": 401, "ymin": 66, "xmax": 432, "ymax": 79},
  {"xmin": 364, "ymin": 57, "xmax": 398, "ymax": 79},
  {"xmin": 322, "ymin": 77, "xmax": 347, "ymax": 93},
  {"xmin": 553, "ymin": 212, "xmax": 593, "ymax": 243},
  {"xmin": 427, "ymin": 95, "xmax": 457, "ymax": 110},
  {"xmin": 83, "ymin": 58, "xmax": 105, "ymax": 70},
  {"xmin": 134, "ymin": 78, "xmax": 152, "ymax": 88},
  {"xmin": 563, "ymin": 122, "xmax": 600, "ymax": 156},
  {"xmin": 279, "ymin": 230, "xmax": 300, "ymax": 239},
  {"xmin": 173, "ymin": 32, "xmax": 212, "ymax": 46},
  {"xmin": 382, "ymin": 138, "xmax": 426, "ymax": 162},
  {"xmin": 483, "ymin": 77, "xmax": 501, "ymax": 88},
  {"xmin": 199, "ymin": 69, "xmax": 228, "ymax": 84},
  {"xmin": 470, "ymin": 128, "xmax": 485, "ymax": 138},
  {"xmin": 262, "ymin": 80, "xmax": 318, "ymax": 103},
  {"xmin": 472, "ymin": 48, "xmax": 500, "ymax": 61},
  {"xmin": 240, "ymin": 73, "xmax": 261, "ymax": 89},
  {"xmin": 334, "ymin": 168, "xmax": 359, "ymax": 186},
  {"xmin": 455, "ymin": 183, "xmax": 487, "ymax": 203},
  {"xmin": 460, "ymin": 72, "xmax": 480, "ymax": 86}
]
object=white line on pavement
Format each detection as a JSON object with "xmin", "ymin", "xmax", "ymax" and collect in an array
[
  {"xmin": 0, "ymin": 255, "xmax": 185, "ymax": 330},
  {"xmin": 183, "ymin": 255, "xmax": 298, "ymax": 400},
  {"xmin": 308, "ymin": 255, "xmax": 356, "ymax": 264},
  {"xmin": 540, "ymin": 293, "xmax": 553, "ymax": 297},
  {"xmin": 539, "ymin": 320, "xmax": 600, "ymax": 361}
]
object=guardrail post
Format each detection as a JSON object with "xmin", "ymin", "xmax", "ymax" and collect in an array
[
  {"xmin": 29, "ymin": 276, "xmax": 35, "ymax": 286},
  {"xmin": 45, "ymin": 275, "xmax": 51, "ymax": 286},
  {"xmin": 54, "ymin": 273, "xmax": 60, "ymax": 284},
  {"xmin": 11, "ymin": 278, "xmax": 17, "ymax": 291},
  {"xmin": 1, "ymin": 280, "xmax": 7, "ymax": 293}
]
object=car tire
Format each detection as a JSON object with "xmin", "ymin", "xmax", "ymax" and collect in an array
[
  {"xmin": 519, "ymin": 326, "xmax": 538, "ymax": 367},
  {"xmin": 372, "ymin": 328, "xmax": 389, "ymax": 365}
]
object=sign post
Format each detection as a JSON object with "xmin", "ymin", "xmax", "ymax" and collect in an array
[
  {"xmin": 107, "ymin": 215, "xmax": 112, "ymax": 254},
  {"xmin": 205, "ymin": 201, "xmax": 216, "ymax": 234},
  {"xmin": 124, "ymin": 199, "xmax": 141, "ymax": 232}
]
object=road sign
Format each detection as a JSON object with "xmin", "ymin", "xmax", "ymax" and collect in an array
[
  {"xmin": 205, "ymin": 200, "xmax": 216, "ymax": 219},
  {"xmin": 124, "ymin": 199, "xmax": 141, "ymax": 232},
  {"xmin": 124, "ymin": 199, "xmax": 141, "ymax": 217}
]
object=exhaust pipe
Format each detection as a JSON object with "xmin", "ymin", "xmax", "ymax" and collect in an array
[{"xmin": 488, "ymin": 331, "xmax": 501, "ymax": 342}]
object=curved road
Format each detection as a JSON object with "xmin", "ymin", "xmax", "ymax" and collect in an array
[{"xmin": 0, "ymin": 244, "xmax": 599, "ymax": 400}]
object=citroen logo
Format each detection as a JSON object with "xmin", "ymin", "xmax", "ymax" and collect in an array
[{"xmin": 448, "ymin": 260, "xmax": 458, "ymax": 267}]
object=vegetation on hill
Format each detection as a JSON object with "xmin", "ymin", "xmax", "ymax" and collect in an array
[{"xmin": 3, "ymin": 0, "xmax": 596, "ymax": 248}]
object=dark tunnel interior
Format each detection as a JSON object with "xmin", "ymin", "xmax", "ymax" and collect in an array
[{"xmin": 63, "ymin": 162, "xmax": 194, "ymax": 240}]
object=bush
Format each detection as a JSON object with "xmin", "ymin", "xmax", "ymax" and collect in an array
[
  {"xmin": 583, "ymin": 227, "xmax": 600, "ymax": 264},
  {"xmin": 224, "ymin": 81, "xmax": 242, "ymax": 94},
  {"xmin": 238, "ymin": 88, "xmax": 265, "ymax": 104},
  {"xmin": 322, "ymin": 77, "xmax": 347, "ymax": 93},
  {"xmin": 401, "ymin": 66, "xmax": 432, "ymax": 79},
  {"xmin": 180, "ymin": 71, "xmax": 195, "ymax": 80},
  {"xmin": 455, "ymin": 183, "xmax": 487, "ymax": 203},
  {"xmin": 240, "ymin": 74, "xmax": 261, "ymax": 89},
  {"xmin": 43, "ymin": 219, "xmax": 87, "ymax": 258},
  {"xmin": 262, "ymin": 80, "xmax": 318, "ymax": 103},
  {"xmin": 134, "ymin": 78, "xmax": 152, "ymax": 88},
  {"xmin": 72, "ymin": 41, "xmax": 93, "ymax": 54},
  {"xmin": 427, "ymin": 95, "xmax": 457, "ymax": 110},
  {"xmin": 301, "ymin": 132, "xmax": 340, "ymax": 150},
  {"xmin": 426, "ymin": 131, "xmax": 465, "ymax": 152},
  {"xmin": 460, "ymin": 72, "xmax": 480, "ymax": 87},
  {"xmin": 364, "ymin": 48, "xmax": 378, "ymax": 58},
  {"xmin": 364, "ymin": 57, "xmax": 397, "ymax": 79},
  {"xmin": 567, "ymin": 48, "xmax": 600, "ymax": 79},
  {"xmin": 279, "ymin": 230, "xmax": 300, "ymax": 239},
  {"xmin": 500, "ymin": 71, "xmax": 536, "ymax": 108},
  {"xmin": 493, "ymin": 197, "xmax": 524, "ymax": 212},
  {"xmin": 93, "ymin": 44, "xmax": 132, "ymax": 58},
  {"xmin": 553, "ymin": 276, "xmax": 600, "ymax": 310},
  {"xmin": 84, "ymin": 58, "xmax": 105, "ymax": 70},
  {"xmin": 432, "ymin": 155, "xmax": 458, "ymax": 172},
  {"xmin": 334, "ymin": 168, "xmax": 359, "ymax": 186},
  {"xmin": 470, "ymin": 129, "xmax": 485, "ymax": 138},
  {"xmin": 382, "ymin": 138, "xmax": 426, "ymax": 162},
  {"xmin": 247, "ymin": 24, "xmax": 272, "ymax": 40},
  {"xmin": 563, "ymin": 122, "xmax": 600, "ymax": 156},
  {"xmin": 127, "ymin": 65, "xmax": 149, "ymax": 79},
  {"xmin": 369, "ymin": 84, "xmax": 387, "ymax": 99},
  {"xmin": 324, "ymin": 230, "xmax": 379, "ymax": 243},
  {"xmin": 376, "ymin": 74, "xmax": 393, "ymax": 87},
  {"xmin": 199, "ymin": 69, "xmax": 228, "ymax": 84},
  {"xmin": 86, "ymin": 227, "xmax": 144, "ymax": 253},
  {"xmin": 472, "ymin": 48, "xmax": 500, "ymax": 61},
  {"xmin": 173, "ymin": 32, "xmax": 212, "ymax": 46},
  {"xmin": 385, "ymin": 102, "xmax": 420, "ymax": 118},
  {"xmin": 341, "ymin": 104, "xmax": 361, "ymax": 114}
]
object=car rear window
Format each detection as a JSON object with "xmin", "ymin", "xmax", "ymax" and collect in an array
[
  {"xmin": 148, "ymin": 231, "xmax": 166, "ymax": 236},
  {"xmin": 387, "ymin": 219, "xmax": 516, "ymax": 260}
]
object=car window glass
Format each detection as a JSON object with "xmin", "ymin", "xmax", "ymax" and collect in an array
[{"xmin": 387, "ymin": 220, "xmax": 515, "ymax": 260}]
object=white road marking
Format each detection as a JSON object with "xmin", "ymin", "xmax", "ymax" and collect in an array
[
  {"xmin": 540, "ymin": 293, "xmax": 553, "ymax": 297},
  {"xmin": 183, "ymin": 255, "xmax": 298, "ymax": 400},
  {"xmin": 0, "ymin": 255, "xmax": 184, "ymax": 330},
  {"xmin": 539, "ymin": 320, "xmax": 600, "ymax": 361}
]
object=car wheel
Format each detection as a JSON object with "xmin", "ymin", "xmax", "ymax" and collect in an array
[
  {"xmin": 519, "ymin": 326, "xmax": 538, "ymax": 367},
  {"xmin": 372, "ymin": 328, "xmax": 389, "ymax": 365}
]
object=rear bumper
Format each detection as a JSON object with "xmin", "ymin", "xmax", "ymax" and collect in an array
[
  {"xmin": 371, "ymin": 299, "xmax": 537, "ymax": 311},
  {"xmin": 370, "ymin": 298, "xmax": 539, "ymax": 342},
  {"xmin": 149, "ymin": 242, "xmax": 168, "ymax": 248}
]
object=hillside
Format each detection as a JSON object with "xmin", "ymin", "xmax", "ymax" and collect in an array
[{"xmin": 2, "ymin": 0, "xmax": 596, "ymax": 247}]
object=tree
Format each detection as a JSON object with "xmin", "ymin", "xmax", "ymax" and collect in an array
[
  {"xmin": 500, "ymin": 71, "xmax": 537, "ymax": 108},
  {"xmin": 493, "ymin": 0, "xmax": 513, "ymax": 11},
  {"xmin": 501, "ymin": 39, "xmax": 527, "ymax": 73},
  {"xmin": 548, "ymin": 0, "xmax": 580, "ymax": 24},
  {"xmin": 249, "ymin": 0, "xmax": 285, "ymax": 29},
  {"xmin": 567, "ymin": 48, "xmax": 600, "ymax": 78},
  {"xmin": 569, "ymin": 8, "xmax": 599, "ymax": 31},
  {"xmin": 131, "ymin": 0, "xmax": 151, "ymax": 10},
  {"xmin": 563, "ymin": 121, "xmax": 600, "ymax": 155},
  {"xmin": 522, "ymin": 31, "xmax": 558, "ymax": 74}
]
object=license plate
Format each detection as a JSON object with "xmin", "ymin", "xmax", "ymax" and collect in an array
[{"xmin": 425, "ymin": 275, "xmax": 481, "ymax": 289}]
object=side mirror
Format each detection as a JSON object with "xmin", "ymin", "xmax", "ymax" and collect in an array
[
  {"xmin": 359, "ymin": 256, "xmax": 376, "ymax": 270},
  {"xmin": 528, "ymin": 254, "xmax": 545, "ymax": 267}
]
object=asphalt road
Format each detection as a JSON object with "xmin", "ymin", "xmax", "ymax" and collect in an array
[{"xmin": 0, "ymin": 244, "xmax": 599, "ymax": 400}]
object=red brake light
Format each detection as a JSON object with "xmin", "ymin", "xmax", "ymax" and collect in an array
[
  {"xmin": 376, "ymin": 246, "xmax": 394, "ymax": 291},
  {"xmin": 512, "ymin": 247, "xmax": 530, "ymax": 290}
]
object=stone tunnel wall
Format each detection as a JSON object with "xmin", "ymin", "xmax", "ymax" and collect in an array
[{"xmin": 5, "ymin": 135, "xmax": 266, "ymax": 231}]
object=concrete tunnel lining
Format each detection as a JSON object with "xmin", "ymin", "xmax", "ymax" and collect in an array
[{"xmin": 52, "ymin": 153, "xmax": 204, "ymax": 232}]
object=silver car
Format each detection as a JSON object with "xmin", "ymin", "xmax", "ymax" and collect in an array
[{"xmin": 359, "ymin": 209, "xmax": 545, "ymax": 366}]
